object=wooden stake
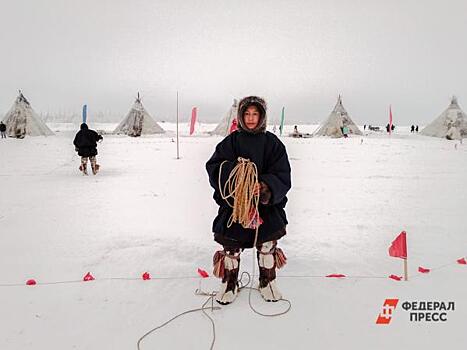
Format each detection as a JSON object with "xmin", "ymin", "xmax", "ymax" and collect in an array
[
  {"xmin": 404, "ymin": 258, "xmax": 408, "ymax": 281},
  {"xmin": 176, "ymin": 91, "xmax": 180, "ymax": 160}
]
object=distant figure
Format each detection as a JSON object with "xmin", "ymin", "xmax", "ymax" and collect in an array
[
  {"xmin": 363, "ymin": 124, "xmax": 366, "ymax": 130},
  {"xmin": 229, "ymin": 118, "xmax": 238, "ymax": 134},
  {"xmin": 342, "ymin": 125, "xmax": 349, "ymax": 138},
  {"xmin": 415, "ymin": 125, "xmax": 419, "ymax": 132},
  {"xmin": 410, "ymin": 125, "xmax": 415, "ymax": 133},
  {"xmin": 73, "ymin": 123, "xmax": 103, "ymax": 175},
  {"xmin": 291, "ymin": 125, "xmax": 304, "ymax": 138},
  {"xmin": 0, "ymin": 121, "xmax": 6, "ymax": 138},
  {"xmin": 391, "ymin": 124, "xmax": 395, "ymax": 131},
  {"xmin": 386, "ymin": 123, "xmax": 390, "ymax": 133},
  {"xmin": 293, "ymin": 125, "xmax": 299, "ymax": 136}
]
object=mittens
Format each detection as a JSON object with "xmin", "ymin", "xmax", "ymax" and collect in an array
[{"xmin": 259, "ymin": 181, "xmax": 271, "ymax": 205}]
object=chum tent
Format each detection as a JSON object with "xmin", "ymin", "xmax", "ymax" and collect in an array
[
  {"xmin": 2, "ymin": 91, "xmax": 54, "ymax": 138},
  {"xmin": 313, "ymin": 95, "xmax": 362, "ymax": 138},
  {"xmin": 210, "ymin": 99, "xmax": 238, "ymax": 136},
  {"xmin": 421, "ymin": 96, "xmax": 467, "ymax": 140},
  {"xmin": 113, "ymin": 94, "xmax": 165, "ymax": 136}
]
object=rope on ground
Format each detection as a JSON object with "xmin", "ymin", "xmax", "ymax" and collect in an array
[{"xmin": 136, "ymin": 295, "xmax": 220, "ymax": 350}]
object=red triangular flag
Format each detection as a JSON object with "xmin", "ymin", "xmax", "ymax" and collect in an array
[
  {"xmin": 83, "ymin": 272, "xmax": 95, "ymax": 281},
  {"xmin": 388, "ymin": 231, "xmax": 407, "ymax": 259},
  {"xmin": 418, "ymin": 266, "xmax": 430, "ymax": 273},
  {"xmin": 389, "ymin": 274, "xmax": 402, "ymax": 281},
  {"xmin": 457, "ymin": 258, "xmax": 467, "ymax": 265},
  {"xmin": 26, "ymin": 279, "xmax": 37, "ymax": 286},
  {"xmin": 326, "ymin": 274, "xmax": 346, "ymax": 278},
  {"xmin": 197, "ymin": 268, "xmax": 209, "ymax": 278},
  {"xmin": 142, "ymin": 272, "xmax": 151, "ymax": 280}
]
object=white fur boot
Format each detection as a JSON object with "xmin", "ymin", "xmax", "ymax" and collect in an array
[
  {"xmin": 257, "ymin": 240, "xmax": 286, "ymax": 302},
  {"xmin": 213, "ymin": 248, "xmax": 241, "ymax": 305}
]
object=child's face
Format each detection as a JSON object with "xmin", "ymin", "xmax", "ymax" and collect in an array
[{"xmin": 243, "ymin": 106, "xmax": 260, "ymax": 130}]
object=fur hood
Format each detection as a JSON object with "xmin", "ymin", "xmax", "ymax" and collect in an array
[{"xmin": 237, "ymin": 96, "xmax": 267, "ymax": 134}]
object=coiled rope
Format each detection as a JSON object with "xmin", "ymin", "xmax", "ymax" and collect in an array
[{"xmin": 219, "ymin": 157, "xmax": 260, "ymax": 229}]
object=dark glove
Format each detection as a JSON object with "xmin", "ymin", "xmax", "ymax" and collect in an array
[{"xmin": 259, "ymin": 181, "xmax": 272, "ymax": 205}]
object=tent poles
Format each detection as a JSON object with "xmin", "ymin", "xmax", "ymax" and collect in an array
[{"xmin": 176, "ymin": 91, "xmax": 180, "ymax": 159}]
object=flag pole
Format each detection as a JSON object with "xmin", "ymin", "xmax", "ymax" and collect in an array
[
  {"xmin": 404, "ymin": 258, "xmax": 408, "ymax": 281},
  {"xmin": 176, "ymin": 91, "xmax": 180, "ymax": 160},
  {"xmin": 404, "ymin": 231, "xmax": 408, "ymax": 281}
]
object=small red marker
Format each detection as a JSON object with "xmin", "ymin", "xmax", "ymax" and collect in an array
[
  {"xmin": 197, "ymin": 268, "xmax": 209, "ymax": 278},
  {"xmin": 83, "ymin": 272, "xmax": 95, "ymax": 281},
  {"xmin": 142, "ymin": 272, "xmax": 151, "ymax": 280},
  {"xmin": 26, "ymin": 279, "xmax": 37, "ymax": 286},
  {"xmin": 389, "ymin": 274, "xmax": 402, "ymax": 281}
]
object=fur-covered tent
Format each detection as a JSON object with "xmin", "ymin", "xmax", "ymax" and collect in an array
[
  {"xmin": 2, "ymin": 91, "xmax": 54, "ymax": 138},
  {"xmin": 313, "ymin": 96, "xmax": 362, "ymax": 138},
  {"xmin": 113, "ymin": 94, "xmax": 165, "ymax": 136}
]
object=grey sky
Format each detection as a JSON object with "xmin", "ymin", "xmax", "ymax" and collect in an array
[{"xmin": 1, "ymin": 0, "xmax": 466, "ymax": 124}]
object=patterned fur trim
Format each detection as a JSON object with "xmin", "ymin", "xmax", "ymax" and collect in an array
[{"xmin": 237, "ymin": 96, "xmax": 267, "ymax": 134}]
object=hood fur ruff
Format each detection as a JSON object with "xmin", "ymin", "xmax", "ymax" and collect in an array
[{"xmin": 237, "ymin": 96, "xmax": 267, "ymax": 134}]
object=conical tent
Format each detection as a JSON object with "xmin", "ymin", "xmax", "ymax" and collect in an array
[
  {"xmin": 2, "ymin": 91, "xmax": 54, "ymax": 138},
  {"xmin": 210, "ymin": 99, "xmax": 238, "ymax": 136},
  {"xmin": 421, "ymin": 97, "xmax": 467, "ymax": 140},
  {"xmin": 113, "ymin": 95, "xmax": 165, "ymax": 136},
  {"xmin": 313, "ymin": 96, "xmax": 362, "ymax": 138}
]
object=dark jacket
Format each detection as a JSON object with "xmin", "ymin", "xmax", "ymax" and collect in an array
[
  {"xmin": 206, "ymin": 130, "xmax": 291, "ymax": 248},
  {"xmin": 0, "ymin": 122, "xmax": 6, "ymax": 132},
  {"xmin": 73, "ymin": 123, "xmax": 103, "ymax": 157}
]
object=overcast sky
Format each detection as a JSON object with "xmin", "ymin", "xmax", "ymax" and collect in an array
[{"xmin": 0, "ymin": 0, "xmax": 466, "ymax": 124}]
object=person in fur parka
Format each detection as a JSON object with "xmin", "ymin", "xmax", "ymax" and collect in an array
[
  {"xmin": 73, "ymin": 123, "xmax": 103, "ymax": 175},
  {"xmin": 206, "ymin": 96, "xmax": 291, "ymax": 304}
]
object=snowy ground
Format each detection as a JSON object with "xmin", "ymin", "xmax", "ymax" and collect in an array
[{"xmin": 0, "ymin": 123, "xmax": 466, "ymax": 350}]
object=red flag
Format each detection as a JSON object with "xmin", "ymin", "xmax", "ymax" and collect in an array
[
  {"xmin": 142, "ymin": 272, "xmax": 151, "ymax": 280},
  {"xmin": 457, "ymin": 258, "xmax": 467, "ymax": 265},
  {"xmin": 326, "ymin": 274, "xmax": 346, "ymax": 278},
  {"xmin": 389, "ymin": 105, "xmax": 393, "ymax": 134},
  {"xmin": 190, "ymin": 107, "xmax": 197, "ymax": 135},
  {"xmin": 197, "ymin": 268, "xmax": 209, "ymax": 278},
  {"xmin": 418, "ymin": 266, "xmax": 430, "ymax": 273},
  {"xmin": 83, "ymin": 272, "xmax": 95, "ymax": 281},
  {"xmin": 388, "ymin": 231, "xmax": 407, "ymax": 259},
  {"xmin": 229, "ymin": 118, "xmax": 238, "ymax": 134},
  {"xmin": 389, "ymin": 274, "xmax": 402, "ymax": 281}
]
